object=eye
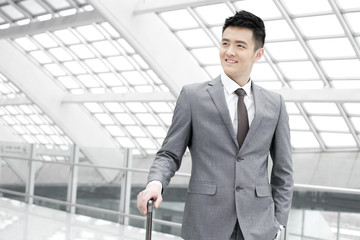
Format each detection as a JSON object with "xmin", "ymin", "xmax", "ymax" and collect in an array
[
  {"xmin": 237, "ymin": 44, "xmax": 244, "ymax": 48},
  {"xmin": 222, "ymin": 42, "xmax": 228, "ymax": 46}
]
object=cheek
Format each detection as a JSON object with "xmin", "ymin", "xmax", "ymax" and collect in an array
[{"xmin": 219, "ymin": 50, "xmax": 224, "ymax": 58}]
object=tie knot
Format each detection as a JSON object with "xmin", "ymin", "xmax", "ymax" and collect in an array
[{"xmin": 235, "ymin": 88, "xmax": 246, "ymax": 97}]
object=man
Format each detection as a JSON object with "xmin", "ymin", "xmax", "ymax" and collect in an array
[{"xmin": 137, "ymin": 10, "xmax": 293, "ymax": 240}]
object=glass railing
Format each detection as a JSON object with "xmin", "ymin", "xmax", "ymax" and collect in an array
[{"xmin": 1, "ymin": 147, "xmax": 360, "ymax": 239}]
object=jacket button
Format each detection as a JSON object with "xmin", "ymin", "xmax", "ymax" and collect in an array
[
  {"xmin": 237, "ymin": 157, "xmax": 243, "ymax": 162},
  {"xmin": 235, "ymin": 186, "xmax": 241, "ymax": 192}
]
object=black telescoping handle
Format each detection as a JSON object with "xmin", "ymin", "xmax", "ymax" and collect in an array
[{"xmin": 146, "ymin": 199, "xmax": 155, "ymax": 240}]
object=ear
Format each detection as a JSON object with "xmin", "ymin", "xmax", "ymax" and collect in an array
[{"xmin": 254, "ymin": 48, "xmax": 264, "ymax": 62}]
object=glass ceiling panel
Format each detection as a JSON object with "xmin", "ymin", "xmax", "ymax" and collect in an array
[
  {"xmin": 343, "ymin": 103, "xmax": 360, "ymax": 115},
  {"xmin": 308, "ymin": 38, "xmax": 355, "ymax": 58},
  {"xmin": 19, "ymin": 1, "xmax": 48, "ymax": 16},
  {"xmin": 337, "ymin": 0, "xmax": 360, "ymax": 10},
  {"xmin": 285, "ymin": 102, "xmax": 300, "ymax": 114},
  {"xmin": 278, "ymin": 61, "xmax": 320, "ymax": 80},
  {"xmin": 191, "ymin": 47, "xmax": 219, "ymax": 65},
  {"xmin": 266, "ymin": 41, "xmax": 308, "ymax": 60},
  {"xmin": 0, "ymin": 72, "xmax": 72, "ymax": 150},
  {"xmin": 256, "ymin": 81, "xmax": 283, "ymax": 90},
  {"xmin": 303, "ymin": 103, "xmax": 340, "ymax": 115},
  {"xmin": 290, "ymin": 80, "xmax": 324, "ymax": 89},
  {"xmin": 289, "ymin": 115, "xmax": 310, "ymax": 130},
  {"xmin": 332, "ymin": 80, "xmax": 360, "ymax": 89},
  {"xmin": 321, "ymin": 60, "xmax": 360, "ymax": 78},
  {"xmin": 311, "ymin": 116, "xmax": 349, "ymax": 132},
  {"xmin": 159, "ymin": 9, "xmax": 199, "ymax": 30},
  {"xmin": 344, "ymin": 12, "xmax": 360, "ymax": 34},
  {"xmin": 1, "ymin": 5, "xmax": 26, "ymax": 21},
  {"xmin": 83, "ymin": 101, "xmax": 173, "ymax": 155},
  {"xmin": 291, "ymin": 131, "xmax": 320, "ymax": 149},
  {"xmin": 234, "ymin": 0, "xmax": 282, "ymax": 19},
  {"xmin": 194, "ymin": 3, "xmax": 233, "ymax": 26},
  {"xmin": 295, "ymin": 15, "xmax": 344, "ymax": 37},
  {"xmin": 176, "ymin": 29, "xmax": 214, "ymax": 48},
  {"xmin": 0, "ymin": 0, "xmax": 91, "ymax": 28},
  {"xmin": 251, "ymin": 63, "xmax": 278, "ymax": 81},
  {"xmin": 351, "ymin": 117, "xmax": 360, "ymax": 131},
  {"xmin": 13, "ymin": 22, "xmax": 168, "ymax": 94},
  {"xmin": 265, "ymin": 20, "xmax": 295, "ymax": 41},
  {"xmin": 282, "ymin": 0, "xmax": 332, "ymax": 15},
  {"xmin": 320, "ymin": 133, "xmax": 356, "ymax": 148}
]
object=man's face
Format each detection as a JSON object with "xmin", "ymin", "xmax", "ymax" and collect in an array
[{"xmin": 219, "ymin": 26, "xmax": 263, "ymax": 82}]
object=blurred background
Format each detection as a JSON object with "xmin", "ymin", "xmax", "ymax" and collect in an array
[{"xmin": 0, "ymin": 0, "xmax": 360, "ymax": 239}]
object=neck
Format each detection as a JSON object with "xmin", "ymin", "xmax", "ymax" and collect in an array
[{"xmin": 231, "ymin": 76, "xmax": 250, "ymax": 87}]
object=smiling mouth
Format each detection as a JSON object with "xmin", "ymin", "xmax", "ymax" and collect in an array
[{"xmin": 225, "ymin": 59, "xmax": 238, "ymax": 63}]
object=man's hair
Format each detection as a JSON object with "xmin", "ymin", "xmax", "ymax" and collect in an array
[{"xmin": 222, "ymin": 10, "xmax": 266, "ymax": 51}]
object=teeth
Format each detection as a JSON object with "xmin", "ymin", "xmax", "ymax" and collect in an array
[{"xmin": 226, "ymin": 59, "xmax": 237, "ymax": 63}]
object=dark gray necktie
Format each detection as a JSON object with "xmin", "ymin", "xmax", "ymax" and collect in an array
[{"xmin": 235, "ymin": 88, "xmax": 249, "ymax": 149}]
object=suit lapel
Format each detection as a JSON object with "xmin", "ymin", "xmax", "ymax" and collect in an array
[
  {"xmin": 207, "ymin": 76, "xmax": 238, "ymax": 147},
  {"xmin": 240, "ymin": 83, "xmax": 265, "ymax": 151}
]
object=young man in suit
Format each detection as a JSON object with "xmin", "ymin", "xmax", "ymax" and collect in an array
[{"xmin": 137, "ymin": 10, "xmax": 293, "ymax": 240}]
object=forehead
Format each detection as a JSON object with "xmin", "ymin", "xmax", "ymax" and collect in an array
[{"xmin": 222, "ymin": 26, "xmax": 255, "ymax": 45}]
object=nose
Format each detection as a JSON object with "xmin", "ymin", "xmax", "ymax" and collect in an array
[{"xmin": 225, "ymin": 45, "xmax": 235, "ymax": 57}]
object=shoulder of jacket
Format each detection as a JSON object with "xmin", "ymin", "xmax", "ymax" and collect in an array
[
  {"xmin": 182, "ymin": 81, "xmax": 212, "ymax": 92},
  {"xmin": 254, "ymin": 83, "xmax": 282, "ymax": 100}
]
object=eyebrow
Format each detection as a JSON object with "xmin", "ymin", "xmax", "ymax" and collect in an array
[{"xmin": 222, "ymin": 38, "xmax": 248, "ymax": 46}]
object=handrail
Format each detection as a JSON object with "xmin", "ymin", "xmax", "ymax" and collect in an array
[
  {"xmin": 2, "ymin": 154, "xmax": 360, "ymax": 194},
  {"xmin": 0, "ymin": 154, "xmax": 191, "ymax": 177},
  {"xmin": 0, "ymin": 187, "xmax": 182, "ymax": 228},
  {"xmin": 294, "ymin": 183, "xmax": 360, "ymax": 195}
]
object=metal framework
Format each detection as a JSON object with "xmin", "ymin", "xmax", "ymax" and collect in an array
[{"xmin": 0, "ymin": 0, "xmax": 360, "ymax": 157}]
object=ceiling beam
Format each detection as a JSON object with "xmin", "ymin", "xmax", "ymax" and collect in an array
[
  {"xmin": 62, "ymin": 92, "xmax": 175, "ymax": 103},
  {"xmin": 88, "ymin": 0, "xmax": 208, "ymax": 96},
  {"xmin": 0, "ymin": 39, "xmax": 125, "ymax": 182},
  {"xmin": 274, "ymin": 88, "xmax": 360, "ymax": 103},
  {"xmin": 0, "ymin": 96, "xmax": 31, "ymax": 106},
  {"xmin": 0, "ymin": 10, "xmax": 103, "ymax": 39},
  {"xmin": 61, "ymin": 88, "xmax": 360, "ymax": 103},
  {"xmin": 135, "ymin": 0, "xmax": 237, "ymax": 14}
]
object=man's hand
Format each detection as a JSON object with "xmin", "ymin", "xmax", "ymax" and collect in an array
[
  {"xmin": 273, "ymin": 225, "xmax": 284, "ymax": 240},
  {"xmin": 137, "ymin": 181, "xmax": 163, "ymax": 215}
]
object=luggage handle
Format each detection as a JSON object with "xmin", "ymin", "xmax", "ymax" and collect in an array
[{"xmin": 146, "ymin": 199, "xmax": 154, "ymax": 240}]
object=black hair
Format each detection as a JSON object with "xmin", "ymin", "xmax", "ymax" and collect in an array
[{"xmin": 222, "ymin": 10, "xmax": 266, "ymax": 51}]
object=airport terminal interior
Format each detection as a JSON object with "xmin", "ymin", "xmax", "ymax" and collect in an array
[{"xmin": 0, "ymin": 0, "xmax": 360, "ymax": 239}]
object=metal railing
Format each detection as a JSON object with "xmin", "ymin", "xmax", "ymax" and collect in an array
[
  {"xmin": 0, "ymin": 148, "xmax": 186, "ymax": 229},
  {"xmin": 1, "ymin": 148, "xmax": 360, "ymax": 238}
]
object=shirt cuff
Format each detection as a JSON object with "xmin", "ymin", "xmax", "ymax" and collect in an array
[{"xmin": 147, "ymin": 180, "xmax": 163, "ymax": 189}]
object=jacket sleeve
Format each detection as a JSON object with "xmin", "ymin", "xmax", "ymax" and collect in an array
[
  {"xmin": 270, "ymin": 95, "xmax": 294, "ymax": 226},
  {"xmin": 147, "ymin": 86, "xmax": 192, "ymax": 190}
]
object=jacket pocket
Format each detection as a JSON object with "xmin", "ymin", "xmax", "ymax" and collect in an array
[
  {"xmin": 188, "ymin": 181, "xmax": 217, "ymax": 195},
  {"xmin": 255, "ymin": 186, "xmax": 272, "ymax": 197}
]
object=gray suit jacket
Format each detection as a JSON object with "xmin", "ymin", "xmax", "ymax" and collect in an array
[{"xmin": 148, "ymin": 76, "xmax": 293, "ymax": 240}]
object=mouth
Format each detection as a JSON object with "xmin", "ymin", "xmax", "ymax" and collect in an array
[{"xmin": 225, "ymin": 59, "xmax": 238, "ymax": 64}]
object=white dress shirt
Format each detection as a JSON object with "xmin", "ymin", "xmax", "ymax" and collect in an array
[{"xmin": 221, "ymin": 73, "xmax": 255, "ymax": 133}]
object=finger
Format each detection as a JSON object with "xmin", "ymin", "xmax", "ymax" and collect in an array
[
  {"xmin": 136, "ymin": 192, "xmax": 148, "ymax": 215},
  {"xmin": 154, "ymin": 194, "xmax": 162, "ymax": 209}
]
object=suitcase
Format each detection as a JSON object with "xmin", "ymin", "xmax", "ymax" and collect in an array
[{"xmin": 145, "ymin": 199, "xmax": 154, "ymax": 240}]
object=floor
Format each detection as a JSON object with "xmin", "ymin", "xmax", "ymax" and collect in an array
[{"xmin": 0, "ymin": 197, "xmax": 182, "ymax": 240}]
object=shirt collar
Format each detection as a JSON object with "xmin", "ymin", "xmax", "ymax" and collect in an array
[{"xmin": 221, "ymin": 72, "xmax": 252, "ymax": 96}]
